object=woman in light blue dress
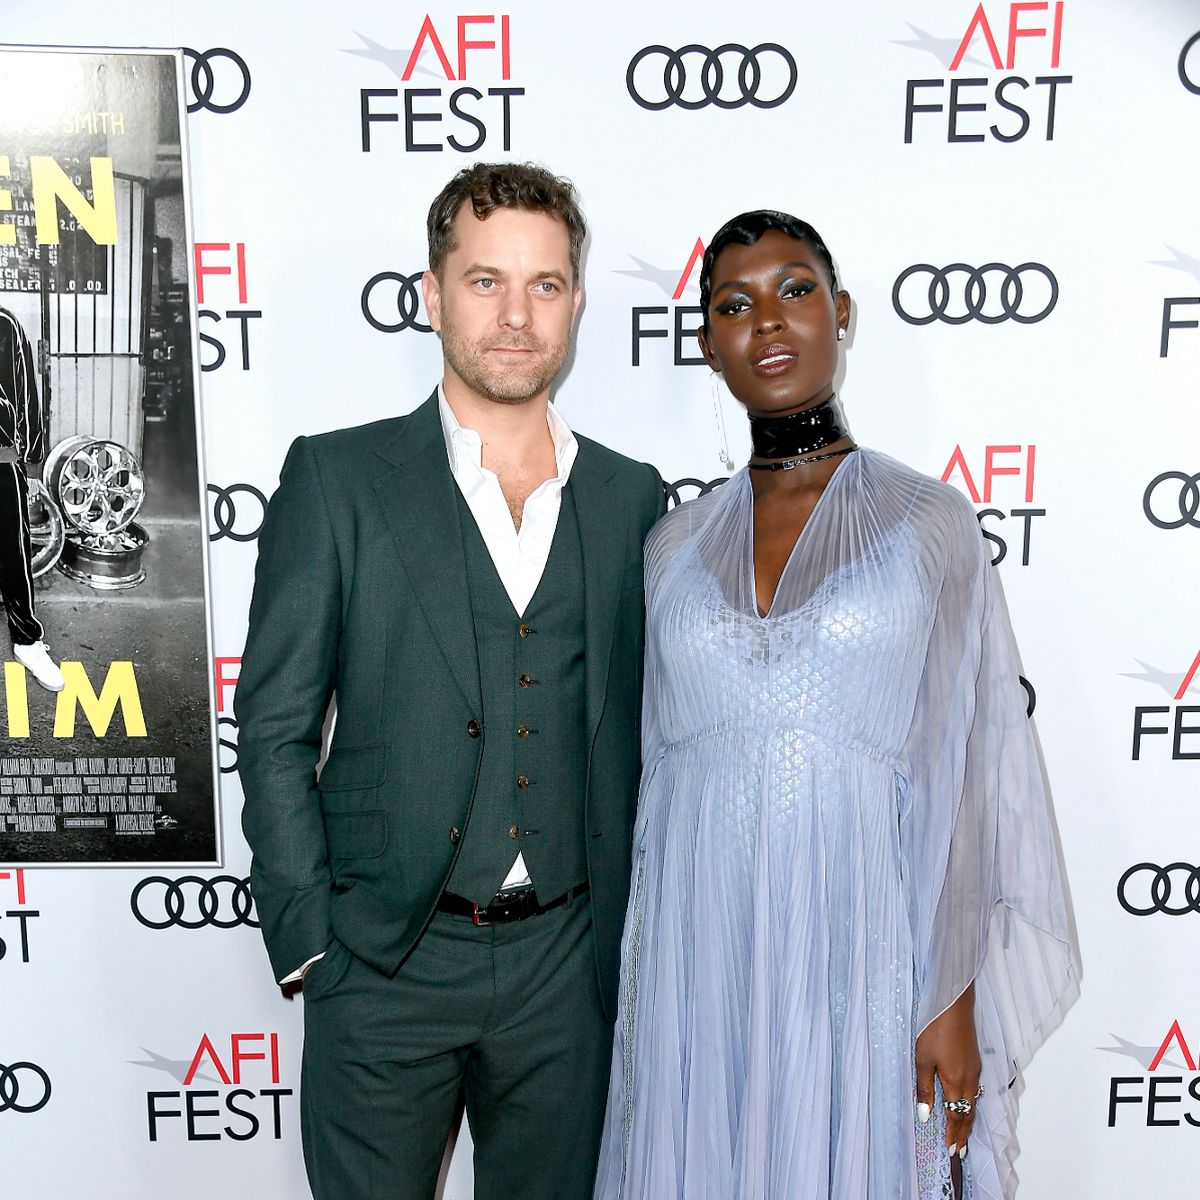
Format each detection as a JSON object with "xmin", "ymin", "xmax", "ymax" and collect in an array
[{"xmin": 594, "ymin": 212, "xmax": 1076, "ymax": 1200}]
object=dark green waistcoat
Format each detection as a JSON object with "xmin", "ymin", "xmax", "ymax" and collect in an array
[{"xmin": 447, "ymin": 485, "xmax": 589, "ymax": 906}]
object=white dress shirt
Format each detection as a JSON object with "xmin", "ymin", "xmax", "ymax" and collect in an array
[{"xmin": 284, "ymin": 390, "xmax": 578, "ymax": 984}]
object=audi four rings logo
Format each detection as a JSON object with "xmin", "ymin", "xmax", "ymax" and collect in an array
[
  {"xmin": 361, "ymin": 271, "xmax": 433, "ymax": 334},
  {"xmin": 0, "ymin": 1062, "xmax": 51, "ymax": 1113},
  {"xmin": 1118, "ymin": 863, "xmax": 1200, "ymax": 916},
  {"xmin": 208, "ymin": 483, "xmax": 268, "ymax": 543},
  {"xmin": 891, "ymin": 263, "xmax": 1059, "ymax": 325},
  {"xmin": 1180, "ymin": 30, "xmax": 1200, "ymax": 94},
  {"xmin": 626, "ymin": 44, "xmax": 797, "ymax": 111},
  {"xmin": 1143, "ymin": 471, "xmax": 1200, "ymax": 529},
  {"xmin": 664, "ymin": 476, "xmax": 729, "ymax": 509},
  {"xmin": 183, "ymin": 48, "xmax": 252, "ymax": 114},
  {"xmin": 131, "ymin": 876, "xmax": 259, "ymax": 929}
]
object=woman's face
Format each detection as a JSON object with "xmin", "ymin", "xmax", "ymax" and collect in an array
[{"xmin": 698, "ymin": 230, "xmax": 850, "ymax": 418}]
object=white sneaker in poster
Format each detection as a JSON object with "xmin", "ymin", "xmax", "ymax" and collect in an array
[{"xmin": 13, "ymin": 640, "xmax": 66, "ymax": 692}]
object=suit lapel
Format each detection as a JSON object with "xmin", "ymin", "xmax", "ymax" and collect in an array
[
  {"xmin": 371, "ymin": 393, "xmax": 481, "ymax": 714},
  {"xmin": 570, "ymin": 441, "xmax": 625, "ymax": 742}
]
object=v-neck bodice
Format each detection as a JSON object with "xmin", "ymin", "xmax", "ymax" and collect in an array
[
  {"xmin": 649, "ymin": 455, "xmax": 934, "ymax": 766},
  {"xmin": 748, "ymin": 451, "xmax": 855, "ymax": 619}
]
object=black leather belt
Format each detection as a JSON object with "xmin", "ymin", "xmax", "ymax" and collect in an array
[{"xmin": 438, "ymin": 882, "xmax": 589, "ymax": 927}]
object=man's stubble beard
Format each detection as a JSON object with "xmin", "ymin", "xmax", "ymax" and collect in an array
[{"xmin": 439, "ymin": 323, "xmax": 571, "ymax": 406}]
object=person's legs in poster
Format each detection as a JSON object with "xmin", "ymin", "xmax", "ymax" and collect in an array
[{"xmin": 0, "ymin": 460, "xmax": 63, "ymax": 691}]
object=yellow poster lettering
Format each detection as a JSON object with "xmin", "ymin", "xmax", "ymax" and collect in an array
[
  {"xmin": 0, "ymin": 154, "xmax": 13, "ymax": 246},
  {"xmin": 53, "ymin": 661, "xmax": 147, "ymax": 737},
  {"xmin": 4, "ymin": 661, "xmax": 30, "ymax": 737},
  {"xmin": 30, "ymin": 155, "xmax": 117, "ymax": 245}
]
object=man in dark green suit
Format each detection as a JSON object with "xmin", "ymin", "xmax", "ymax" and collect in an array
[{"xmin": 236, "ymin": 162, "xmax": 663, "ymax": 1200}]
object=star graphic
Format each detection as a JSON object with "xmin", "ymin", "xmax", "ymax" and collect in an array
[
  {"xmin": 128, "ymin": 1048, "xmax": 219, "ymax": 1085},
  {"xmin": 1149, "ymin": 246, "xmax": 1200, "ymax": 284},
  {"xmin": 1096, "ymin": 1034, "xmax": 1185, "ymax": 1072},
  {"xmin": 1119, "ymin": 660, "xmax": 1200, "ymax": 697},
  {"xmin": 890, "ymin": 23, "xmax": 988, "ymax": 70},
  {"xmin": 613, "ymin": 255, "xmax": 695, "ymax": 297},
  {"xmin": 341, "ymin": 33, "xmax": 442, "ymax": 81}
]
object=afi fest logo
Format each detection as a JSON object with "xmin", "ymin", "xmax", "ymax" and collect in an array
[
  {"xmin": 898, "ymin": 2, "xmax": 1072, "ymax": 143},
  {"xmin": 0, "ymin": 868, "xmax": 38, "ymax": 967},
  {"xmin": 1152, "ymin": 246, "xmax": 1200, "ymax": 358},
  {"xmin": 1127, "ymin": 648, "xmax": 1200, "ymax": 762},
  {"xmin": 195, "ymin": 243, "xmax": 262, "ymax": 372},
  {"xmin": 621, "ymin": 237, "xmax": 707, "ymax": 366},
  {"xmin": 892, "ymin": 262, "xmax": 1058, "ymax": 325},
  {"xmin": 214, "ymin": 655, "xmax": 240, "ymax": 774},
  {"xmin": 353, "ymin": 14, "xmax": 522, "ymax": 153},
  {"xmin": 940, "ymin": 444, "xmax": 1044, "ymax": 565},
  {"xmin": 183, "ymin": 48, "xmax": 252, "ymax": 115},
  {"xmin": 139, "ymin": 1032, "xmax": 292, "ymax": 1142},
  {"xmin": 361, "ymin": 269, "xmax": 433, "ymax": 333},
  {"xmin": 626, "ymin": 43, "xmax": 797, "ymax": 111},
  {"xmin": 1106, "ymin": 1021, "xmax": 1200, "ymax": 1126}
]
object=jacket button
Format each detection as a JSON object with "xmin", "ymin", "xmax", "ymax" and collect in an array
[
  {"xmin": 467, "ymin": 720, "xmax": 481, "ymax": 738},
  {"xmin": 518, "ymin": 674, "xmax": 536, "ymax": 688},
  {"xmin": 517, "ymin": 724, "xmax": 531, "ymax": 738},
  {"xmin": 516, "ymin": 774, "xmax": 531, "ymax": 789},
  {"xmin": 449, "ymin": 826, "xmax": 461, "ymax": 845},
  {"xmin": 508, "ymin": 824, "xmax": 519, "ymax": 840},
  {"xmin": 519, "ymin": 624, "xmax": 534, "ymax": 638}
]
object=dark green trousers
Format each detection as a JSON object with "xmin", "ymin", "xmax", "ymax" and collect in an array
[{"xmin": 300, "ymin": 894, "xmax": 611, "ymax": 1200}]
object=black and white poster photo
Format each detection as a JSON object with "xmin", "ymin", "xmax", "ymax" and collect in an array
[{"xmin": 0, "ymin": 47, "xmax": 217, "ymax": 865}]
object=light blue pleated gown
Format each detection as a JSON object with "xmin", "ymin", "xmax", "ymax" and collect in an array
[{"xmin": 594, "ymin": 449, "xmax": 1076, "ymax": 1200}]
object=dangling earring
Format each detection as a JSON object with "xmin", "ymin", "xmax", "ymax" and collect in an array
[{"xmin": 709, "ymin": 372, "xmax": 735, "ymax": 472}]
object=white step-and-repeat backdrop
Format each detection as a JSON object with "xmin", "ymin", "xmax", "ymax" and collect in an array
[{"xmin": 3, "ymin": 1, "xmax": 1197, "ymax": 1196}]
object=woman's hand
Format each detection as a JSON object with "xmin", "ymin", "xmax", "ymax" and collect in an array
[{"xmin": 915, "ymin": 982, "xmax": 982, "ymax": 1157}]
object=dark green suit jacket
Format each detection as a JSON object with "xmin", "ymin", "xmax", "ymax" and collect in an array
[{"xmin": 236, "ymin": 392, "xmax": 663, "ymax": 1019}]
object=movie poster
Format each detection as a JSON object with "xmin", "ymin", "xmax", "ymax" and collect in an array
[{"xmin": 0, "ymin": 47, "xmax": 218, "ymax": 865}]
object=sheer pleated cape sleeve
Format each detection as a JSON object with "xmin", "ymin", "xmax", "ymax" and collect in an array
[{"xmin": 900, "ymin": 482, "xmax": 1077, "ymax": 1198}]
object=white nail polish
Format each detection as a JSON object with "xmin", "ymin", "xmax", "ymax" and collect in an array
[
  {"xmin": 916, "ymin": 1103, "xmax": 930, "ymax": 1124},
  {"xmin": 948, "ymin": 1144, "xmax": 958, "ymax": 1158},
  {"xmin": 959, "ymin": 1143, "xmax": 968, "ymax": 1159}
]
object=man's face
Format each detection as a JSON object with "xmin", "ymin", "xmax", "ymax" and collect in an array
[{"xmin": 423, "ymin": 204, "xmax": 581, "ymax": 407}]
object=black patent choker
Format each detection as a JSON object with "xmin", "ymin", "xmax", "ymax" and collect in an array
[{"xmin": 747, "ymin": 393, "xmax": 852, "ymax": 461}]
